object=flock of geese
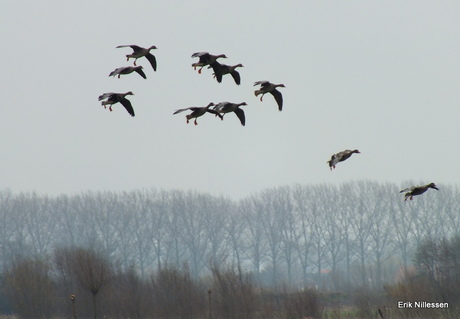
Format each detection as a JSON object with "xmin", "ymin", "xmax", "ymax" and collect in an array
[
  {"xmin": 97, "ymin": 44, "xmax": 439, "ymax": 202},
  {"xmin": 97, "ymin": 46, "xmax": 284, "ymax": 125}
]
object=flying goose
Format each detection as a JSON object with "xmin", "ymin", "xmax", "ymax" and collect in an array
[
  {"xmin": 116, "ymin": 45, "xmax": 157, "ymax": 71},
  {"xmin": 327, "ymin": 149, "xmax": 360, "ymax": 170},
  {"xmin": 213, "ymin": 102, "xmax": 247, "ymax": 126},
  {"xmin": 173, "ymin": 102, "xmax": 223, "ymax": 125},
  {"xmin": 98, "ymin": 91, "xmax": 135, "ymax": 117},
  {"xmin": 400, "ymin": 183, "xmax": 439, "ymax": 201},
  {"xmin": 254, "ymin": 81, "xmax": 285, "ymax": 111},
  {"xmin": 209, "ymin": 63, "xmax": 243, "ymax": 85},
  {"xmin": 191, "ymin": 52, "xmax": 227, "ymax": 82},
  {"xmin": 109, "ymin": 66, "xmax": 147, "ymax": 79}
]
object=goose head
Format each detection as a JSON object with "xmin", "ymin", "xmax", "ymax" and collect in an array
[{"xmin": 428, "ymin": 182, "xmax": 439, "ymax": 190}]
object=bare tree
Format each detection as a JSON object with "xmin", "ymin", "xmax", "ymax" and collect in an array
[
  {"xmin": 211, "ymin": 266, "xmax": 259, "ymax": 319},
  {"xmin": 224, "ymin": 202, "xmax": 247, "ymax": 278},
  {"xmin": 177, "ymin": 190, "xmax": 213, "ymax": 278},
  {"xmin": 163, "ymin": 189, "xmax": 187, "ymax": 268},
  {"xmin": 72, "ymin": 247, "xmax": 112, "ymax": 319},
  {"xmin": 316, "ymin": 184, "xmax": 347, "ymax": 289},
  {"xmin": 345, "ymin": 182, "xmax": 374, "ymax": 287},
  {"xmin": 205, "ymin": 196, "xmax": 232, "ymax": 271},
  {"xmin": 0, "ymin": 190, "xmax": 18, "ymax": 269},
  {"xmin": 4, "ymin": 258, "xmax": 55, "ymax": 319},
  {"xmin": 240, "ymin": 196, "xmax": 268, "ymax": 282},
  {"xmin": 151, "ymin": 265, "xmax": 206, "ymax": 319},
  {"xmin": 291, "ymin": 185, "xmax": 315, "ymax": 287},
  {"xmin": 271, "ymin": 186, "xmax": 300, "ymax": 285}
]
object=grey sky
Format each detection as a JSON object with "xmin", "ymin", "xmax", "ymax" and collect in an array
[{"xmin": 1, "ymin": 1, "xmax": 459, "ymax": 198}]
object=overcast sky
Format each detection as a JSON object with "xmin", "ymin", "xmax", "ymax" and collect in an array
[{"xmin": 1, "ymin": 1, "xmax": 459, "ymax": 199}]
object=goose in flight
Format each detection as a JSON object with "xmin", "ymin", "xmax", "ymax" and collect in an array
[
  {"xmin": 400, "ymin": 183, "xmax": 439, "ymax": 201},
  {"xmin": 173, "ymin": 102, "xmax": 223, "ymax": 125},
  {"xmin": 213, "ymin": 102, "xmax": 247, "ymax": 126},
  {"xmin": 116, "ymin": 45, "xmax": 157, "ymax": 71},
  {"xmin": 327, "ymin": 149, "xmax": 360, "ymax": 170},
  {"xmin": 254, "ymin": 81, "xmax": 285, "ymax": 111},
  {"xmin": 109, "ymin": 66, "xmax": 147, "ymax": 79},
  {"xmin": 98, "ymin": 91, "xmax": 135, "ymax": 117},
  {"xmin": 191, "ymin": 52, "xmax": 227, "ymax": 82},
  {"xmin": 210, "ymin": 63, "xmax": 243, "ymax": 85}
]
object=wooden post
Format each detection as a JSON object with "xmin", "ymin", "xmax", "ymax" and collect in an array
[
  {"xmin": 208, "ymin": 289, "xmax": 212, "ymax": 319},
  {"xmin": 70, "ymin": 294, "xmax": 77, "ymax": 319}
]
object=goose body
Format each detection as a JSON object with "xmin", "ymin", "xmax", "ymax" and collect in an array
[
  {"xmin": 116, "ymin": 45, "xmax": 157, "ymax": 71},
  {"xmin": 254, "ymin": 81, "xmax": 285, "ymax": 111},
  {"xmin": 98, "ymin": 91, "xmax": 135, "ymax": 117},
  {"xmin": 400, "ymin": 183, "xmax": 439, "ymax": 201},
  {"xmin": 213, "ymin": 102, "xmax": 247, "ymax": 126},
  {"xmin": 109, "ymin": 66, "xmax": 146, "ymax": 79},
  {"xmin": 191, "ymin": 52, "xmax": 227, "ymax": 82},
  {"xmin": 327, "ymin": 149, "xmax": 360, "ymax": 170},
  {"xmin": 173, "ymin": 102, "xmax": 223, "ymax": 125}
]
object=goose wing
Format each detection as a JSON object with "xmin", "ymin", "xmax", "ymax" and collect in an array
[
  {"xmin": 399, "ymin": 186, "xmax": 413, "ymax": 193},
  {"xmin": 192, "ymin": 52, "xmax": 209, "ymax": 58},
  {"xmin": 230, "ymin": 70, "xmax": 241, "ymax": 85},
  {"xmin": 119, "ymin": 98, "xmax": 135, "ymax": 117},
  {"xmin": 270, "ymin": 89, "xmax": 283, "ymax": 111},
  {"xmin": 117, "ymin": 45, "xmax": 142, "ymax": 51},
  {"xmin": 254, "ymin": 80, "xmax": 269, "ymax": 87},
  {"xmin": 98, "ymin": 92, "xmax": 114, "ymax": 101},
  {"xmin": 210, "ymin": 61, "xmax": 223, "ymax": 83},
  {"xmin": 145, "ymin": 53, "xmax": 157, "ymax": 71},
  {"xmin": 213, "ymin": 102, "xmax": 229, "ymax": 113},
  {"xmin": 234, "ymin": 108, "xmax": 246, "ymax": 126},
  {"xmin": 327, "ymin": 154, "xmax": 338, "ymax": 167},
  {"xmin": 135, "ymin": 67, "xmax": 147, "ymax": 79},
  {"xmin": 173, "ymin": 107, "xmax": 192, "ymax": 115},
  {"xmin": 109, "ymin": 68, "xmax": 123, "ymax": 77}
]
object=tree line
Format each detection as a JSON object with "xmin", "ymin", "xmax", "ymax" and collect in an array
[{"xmin": 1, "ymin": 180, "xmax": 458, "ymax": 289}]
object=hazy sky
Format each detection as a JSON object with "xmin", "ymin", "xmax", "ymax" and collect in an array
[{"xmin": 1, "ymin": 1, "xmax": 459, "ymax": 199}]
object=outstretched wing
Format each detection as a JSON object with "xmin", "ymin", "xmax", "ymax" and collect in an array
[
  {"xmin": 270, "ymin": 89, "xmax": 283, "ymax": 111},
  {"xmin": 145, "ymin": 53, "xmax": 157, "ymax": 71},
  {"xmin": 400, "ymin": 186, "xmax": 414, "ymax": 193},
  {"xmin": 254, "ymin": 80, "xmax": 269, "ymax": 86},
  {"xmin": 191, "ymin": 52, "xmax": 209, "ymax": 58},
  {"xmin": 327, "ymin": 154, "xmax": 338, "ymax": 167},
  {"xmin": 98, "ymin": 92, "xmax": 114, "ymax": 101},
  {"xmin": 173, "ymin": 108, "xmax": 191, "ymax": 115},
  {"xmin": 234, "ymin": 108, "xmax": 246, "ymax": 126},
  {"xmin": 117, "ymin": 45, "xmax": 142, "ymax": 51},
  {"xmin": 211, "ymin": 61, "xmax": 223, "ymax": 83},
  {"xmin": 230, "ymin": 70, "xmax": 241, "ymax": 85},
  {"xmin": 119, "ymin": 98, "xmax": 135, "ymax": 117},
  {"xmin": 213, "ymin": 102, "xmax": 229, "ymax": 113},
  {"xmin": 135, "ymin": 68, "xmax": 147, "ymax": 79},
  {"xmin": 109, "ymin": 68, "xmax": 122, "ymax": 77}
]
